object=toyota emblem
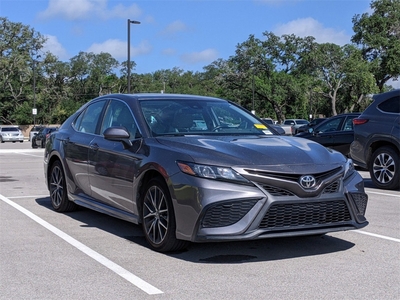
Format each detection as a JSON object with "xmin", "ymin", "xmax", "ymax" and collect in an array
[{"xmin": 299, "ymin": 175, "xmax": 316, "ymax": 188}]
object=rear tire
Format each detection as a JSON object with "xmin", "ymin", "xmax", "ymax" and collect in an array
[
  {"xmin": 49, "ymin": 160, "xmax": 77, "ymax": 212},
  {"xmin": 369, "ymin": 146, "xmax": 399, "ymax": 190},
  {"xmin": 141, "ymin": 177, "xmax": 189, "ymax": 252}
]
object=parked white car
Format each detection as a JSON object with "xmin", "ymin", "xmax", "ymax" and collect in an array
[{"xmin": 0, "ymin": 126, "xmax": 24, "ymax": 143}]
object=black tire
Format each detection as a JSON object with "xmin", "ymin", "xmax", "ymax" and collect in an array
[
  {"xmin": 369, "ymin": 146, "xmax": 399, "ymax": 190},
  {"xmin": 0, "ymin": 137, "xmax": 3, "ymax": 143},
  {"xmin": 31, "ymin": 140, "xmax": 37, "ymax": 148},
  {"xmin": 141, "ymin": 177, "xmax": 189, "ymax": 252},
  {"xmin": 41, "ymin": 139, "xmax": 45, "ymax": 148},
  {"xmin": 49, "ymin": 160, "xmax": 77, "ymax": 212}
]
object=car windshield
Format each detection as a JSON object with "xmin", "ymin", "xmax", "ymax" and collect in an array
[
  {"xmin": 140, "ymin": 99, "xmax": 273, "ymax": 136},
  {"xmin": 2, "ymin": 127, "xmax": 19, "ymax": 132}
]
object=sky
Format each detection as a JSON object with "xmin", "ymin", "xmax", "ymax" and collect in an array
[{"xmin": 2, "ymin": 0, "xmax": 398, "ymax": 88}]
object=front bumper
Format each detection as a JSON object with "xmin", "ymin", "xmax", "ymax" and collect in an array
[{"xmin": 171, "ymin": 166, "xmax": 368, "ymax": 242}]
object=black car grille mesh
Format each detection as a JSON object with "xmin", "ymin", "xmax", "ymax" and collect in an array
[
  {"xmin": 202, "ymin": 199, "xmax": 258, "ymax": 228},
  {"xmin": 323, "ymin": 181, "xmax": 340, "ymax": 194},
  {"xmin": 350, "ymin": 193, "xmax": 368, "ymax": 215},
  {"xmin": 262, "ymin": 185, "xmax": 295, "ymax": 197},
  {"xmin": 259, "ymin": 200, "xmax": 351, "ymax": 229}
]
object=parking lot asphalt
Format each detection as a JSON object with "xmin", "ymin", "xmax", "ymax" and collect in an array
[{"xmin": 1, "ymin": 141, "xmax": 399, "ymax": 300}]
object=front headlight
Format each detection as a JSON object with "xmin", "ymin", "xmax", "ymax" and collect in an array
[
  {"xmin": 344, "ymin": 158, "xmax": 355, "ymax": 180},
  {"xmin": 177, "ymin": 161, "xmax": 250, "ymax": 184}
]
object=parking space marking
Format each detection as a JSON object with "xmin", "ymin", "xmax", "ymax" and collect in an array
[
  {"xmin": 7, "ymin": 195, "xmax": 49, "ymax": 199},
  {"xmin": 0, "ymin": 149, "xmax": 44, "ymax": 153},
  {"xmin": 354, "ymin": 230, "xmax": 400, "ymax": 243},
  {"xmin": 365, "ymin": 190, "xmax": 400, "ymax": 198},
  {"xmin": 0, "ymin": 194, "xmax": 163, "ymax": 295}
]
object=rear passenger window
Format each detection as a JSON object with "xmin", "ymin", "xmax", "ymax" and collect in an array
[
  {"xmin": 73, "ymin": 100, "xmax": 106, "ymax": 134},
  {"xmin": 378, "ymin": 96, "xmax": 400, "ymax": 113}
]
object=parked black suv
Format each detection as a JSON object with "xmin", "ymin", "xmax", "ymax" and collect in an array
[{"xmin": 350, "ymin": 89, "xmax": 400, "ymax": 190}]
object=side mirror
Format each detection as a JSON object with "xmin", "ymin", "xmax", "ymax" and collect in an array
[{"xmin": 103, "ymin": 126, "xmax": 132, "ymax": 147}]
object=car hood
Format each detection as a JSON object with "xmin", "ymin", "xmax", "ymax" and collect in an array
[{"xmin": 155, "ymin": 135, "xmax": 345, "ymax": 173}]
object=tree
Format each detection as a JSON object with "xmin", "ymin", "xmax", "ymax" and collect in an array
[
  {"xmin": 352, "ymin": 0, "xmax": 400, "ymax": 91},
  {"xmin": 0, "ymin": 17, "xmax": 46, "ymax": 124}
]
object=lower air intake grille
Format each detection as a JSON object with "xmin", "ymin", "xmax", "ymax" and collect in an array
[
  {"xmin": 350, "ymin": 193, "xmax": 368, "ymax": 215},
  {"xmin": 259, "ymin": 200, "xmax": 351, "ymax": 229},
  {"xmin": 202, "ymin": 199, "xmax": 258, "ymax": 228}
]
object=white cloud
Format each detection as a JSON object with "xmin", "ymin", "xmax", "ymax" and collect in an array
[
  {"xmin": 42, "ymin": 35, "xmax": 69, "ymax": 59},
  {"xmin": 181, "ymin": 49, "xmax": 218, "ymax": 64},
  {"xmin": 274, "ymin": 17, "xmax": 350, "ymax": 45},
  {"xmin": 86, "ymin": 39, "xmax": 152, "ymax": 59},
  {"xmin": 38, "ymin": 0, "xmax": 141, "ymax": 20},
  {"xmin": 160, "ymin": 21, "xmax": 189, "ymax": 37},
  {"xmin": 162, "ymin": 48, "xmax": 177, "ymax": 56}
]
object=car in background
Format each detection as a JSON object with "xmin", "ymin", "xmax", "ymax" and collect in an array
[
  {"xmin": 29, "ymin": 125, "xmax": 44, "ymax": 141},
  {"xmin": 279, "ymin": 119, "xmax": 309, "ymax": 135},
  {"xmin": 0, "ymin": 126, "xmax": 24, "ymax": 143},
  {"xmin": 350, "ymin": 89, "xmax": 400, "ymax": 190},
  {"xmin": 295, "ymin": 113, "xmax": 361, "ymax": 156},
  {"xmin": 261, "ymin": 118, "xmax": 274, "ymax": 125},
  {"xmin": 293, "ymin": 118, "xmax": 327, "ymax": 135},
  {"xmin": 261, "ymin": 118, "xmax": 285, "ymax": 135},
  {"xmin": 32, "ymin": 127, "xmax": 58, "ymax": 148},
  {"xmin": 44, "ymin": 93, "xmax": 368, "ymax": 252}
]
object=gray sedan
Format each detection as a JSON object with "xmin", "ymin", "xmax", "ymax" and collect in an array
[{"xmin": 44, "ymin": 93, "xmax": 368, "ymax": 252}]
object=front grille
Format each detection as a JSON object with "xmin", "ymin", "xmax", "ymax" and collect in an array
[
  {"xmin": 246, "ymin": 167, "xmax": 342, "ymax": 184},
  {"xmin": 323, "ymin": 181, "xmax": 340, "ymax": 194},
  {"xmin": 202, "ymin": 199, "xmax": 258, "ymax": 228},
  {"xmin": 262, "ymin": 185, "xmax": 295, "ymax": 197},
  {"xmin": 259, "ymin": 200, "xmax": 351, "ymax": 229}
]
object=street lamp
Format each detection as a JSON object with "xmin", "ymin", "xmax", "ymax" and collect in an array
[
  {"xmin": 32, "ymin": 55, "xmax": 41, "ymax": 126},
  {"xmin": 127, "ymin": 19, "xmax": 140, "ymax": 94}
]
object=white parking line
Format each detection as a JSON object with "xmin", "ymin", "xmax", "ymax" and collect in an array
[
  {"xmin": 0, "ymin": 194, "xmax": 163, "ymax": 295},
  {"xmin": 0, "ymin": 149, "xmax": 44, "ymax": 153},
  {"xmin": 354, "ymin": 230, "xmax": 400, "ymax": 243},
  {"xmin": 366, "ymin": 190, "xmax": 400, "ymax": 198}
]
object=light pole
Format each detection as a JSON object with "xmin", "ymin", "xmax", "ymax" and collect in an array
[
  {"xmin": 32, "ymin": 55, "xmax": 40, "ymax": 126},
  {"xmin": 127, "ymin": 19, "xmax": 140, "ymax": 94}
]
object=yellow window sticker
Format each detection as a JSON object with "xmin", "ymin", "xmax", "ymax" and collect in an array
[{"xmin": 254, "ymin": 123, "xmax": 267, "ymax": 129}]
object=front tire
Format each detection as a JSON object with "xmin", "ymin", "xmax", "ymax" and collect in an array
[
  {"xmin": 49, "ymin": 160, "xmax": 77, "ymax": 212},
  {"xmin": 141, "ymin": 177, "xmax": 188, "ymax": 252},
  {"xmin": 369, "ymin": 146, "xmax": 399, "ymax": 190}
]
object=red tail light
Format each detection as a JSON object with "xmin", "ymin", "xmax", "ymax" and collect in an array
[
  {"xmin": 353, "ymin": 118, "xmax": 369, "ymax": 125},
  {"xmin": 46, "ymin": 133, "xmax": 51, "ymax": 139}
]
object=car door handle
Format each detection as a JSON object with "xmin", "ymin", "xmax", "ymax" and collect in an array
[
  {"xmin": 62, "ymin": 137, "xmax": 70, "ymax": 145},
  {"xmin": 90, "ymin": 143, "xmax": 99, "ymax": 151}
]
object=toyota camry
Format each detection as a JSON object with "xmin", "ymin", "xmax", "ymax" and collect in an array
[{"xmin": 44, "ymin": 93, "xmax": 368, "ymax": 252}]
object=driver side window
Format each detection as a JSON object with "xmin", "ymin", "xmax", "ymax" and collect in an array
[{"xmin": 101, "ymin": 100, "xmax": 137, "ymax": 139}]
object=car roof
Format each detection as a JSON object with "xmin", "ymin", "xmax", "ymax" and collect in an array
[
  {"xmin": 373, "ymin": 89, "xmax": 400, "ymax": 103},
  {"xmin": 97, "ymin": 93, "xmax": 227, "ymax": 102}
]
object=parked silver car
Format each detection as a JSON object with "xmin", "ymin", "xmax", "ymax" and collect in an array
[
  {"xmin": 0, "ymin": 127, "xmax": 24, "ymax": 143},
  {"xmin": 44, "ymin": 93, "xmax": 369, "ymax": 252}
]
